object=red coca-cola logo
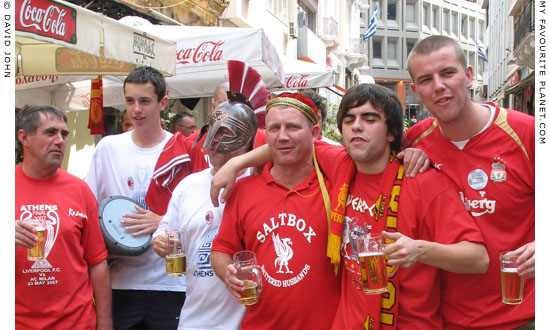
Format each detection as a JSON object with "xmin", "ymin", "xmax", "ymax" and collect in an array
[
  {"xmin": 176, "ymin": 40, "xmax": 224, "ymax": 65},
  {"xmin": 286, "ymin": 74, "xmax": 310, "ymax": 88},
  {"xmin": 16, "ymin": 0, "xmax": 77, "ymax": 44}
]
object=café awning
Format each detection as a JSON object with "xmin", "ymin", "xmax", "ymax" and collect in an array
[
  {"xmin": 16, "ymin": 25, "xmax": 286, "ymax": 111},
  {"xmin": 274, "ymin": 56, "xmax": 334, "ymax": 90},
  {"xmin": 15, "ymin": 0, "xmax": 176, "ymax": 76},
  {"xmin": 138, "ymin": 25, "xmax": 285, "ymax": 98}
]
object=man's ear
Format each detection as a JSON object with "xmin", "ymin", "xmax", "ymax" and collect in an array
[
  {"xmin": 465, "ymin": 65, "xmax": 474, "ymax": 89},
  {"xmin": 387, "ymin": 132, "xmax": 395, "ymax": 144},
  {"xmin": 160, "ymin": 95, "xmax": 169, "ymax": 111},
  {"xmin": 17, "ymin": 129, "xmax": 30, "ymax": 148},
  {"xmin": 311, "ymin": 124, "xmax": 321, "ymax": 142}
]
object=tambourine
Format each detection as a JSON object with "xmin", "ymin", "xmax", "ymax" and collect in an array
[{"xmin": 98, "ymin": 196, "xmax": 151, "ymax": 256}]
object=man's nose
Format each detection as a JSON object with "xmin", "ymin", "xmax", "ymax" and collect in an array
[
  {"xmin": 54, "ymin": 132, "xmax": 66, "ymax": 145},
  {"xmin": 277, "ymin": 126, "xmax": 290, "ymax": 140},
  {"xmin": 433, "ymin": 75, "xmax": 445, "ymax": 92},
  {"xmin": 351, "ymin": 118, "xmax": 363, "ymax": 132}
]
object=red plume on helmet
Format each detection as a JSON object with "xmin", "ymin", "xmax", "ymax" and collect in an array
[{"xmin": 227, "ymin": 60, "xmax": 270, "ymax": 129}]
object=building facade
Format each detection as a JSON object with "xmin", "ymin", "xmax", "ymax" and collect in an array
[
  {"xmin": 477, "ymin": 0, "xmax": 534, "ymax": 114},
  {"xmin": 220, "ymin": 0, "xmax": 373, "ymax": 106},
  {"xmin": 505, "ymin": 0, "xmax": 535, "ymax": 114},
  {"xmin": 360, "ymin": 0, "xmax": 485, "ymax": 120}
]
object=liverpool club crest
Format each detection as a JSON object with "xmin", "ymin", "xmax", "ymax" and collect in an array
[{"xmin": 490, "ymin": 157, "xmax": 507, "ymax": 183}]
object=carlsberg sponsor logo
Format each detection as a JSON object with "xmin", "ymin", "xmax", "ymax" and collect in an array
[{"xmin": 459, "ymin": 192, "xmax": 496, "ymax": 216}]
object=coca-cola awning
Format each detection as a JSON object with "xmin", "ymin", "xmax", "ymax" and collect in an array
[
  {"xmin": 136, "ymin": 25, "xmax": 285, "ymax": 98},
  {"xmin": 15, "ymin": 0, "xmax": 176, "ymax": 76},
  {"xmin": 278, "ymin": 56, "xmax": 334, "ymax": 90}
]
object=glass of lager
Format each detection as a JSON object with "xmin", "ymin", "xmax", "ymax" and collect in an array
[
  {"xmin": 25, "ymin": 219, "xmax": 46, "ymax": 261},
  {"xmin": 500, "ymin": 251, "xmax": 524, "ymax": 305},
  {"xmin": 233, "ymin": 250, "xmax": 262, "ymax": 305},
  {"xmin": 165, "ymin": 230, "xmax": 186, "ymax": 277},
  {"xmin": 357, "ymin": 235, "xmax": 388, "ymax": 294}
]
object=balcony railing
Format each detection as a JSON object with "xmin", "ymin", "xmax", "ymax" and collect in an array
[
  {"xmin": 349, "ymin": 38, "xmax": 367, "ymax": 55},
  {"xmin": 323, "ymin": 16, "xmax": 338, "ymax": 38},
  {"xmin": 514, "ymin": 0, "xmax": 535, "ymax": 50}
]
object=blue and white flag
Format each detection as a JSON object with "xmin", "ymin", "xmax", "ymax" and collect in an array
[
  {"xmin": 363, "ymin": 5, "xmax": 378, "ymax": 40},
  {"xmin": 476, "ymin": 43, "xmax": 488, "ymax": 63}
]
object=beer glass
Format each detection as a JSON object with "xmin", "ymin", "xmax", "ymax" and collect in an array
[
  {"xmin": 500, "ymin": 251, "xmax": 524, "ymax": 305},
  {"xmin": 357, "ymin": 235, "xmax": 388, "ymax": 294},
  {"xmin": 165, "ymin": 230, "xmax": 186, "ymax": 277},
  {"xmin": 25, "ymin": 219, "xmax": 46, "ymax": 261},
  {"xmin": 233, "ymin": 250, "xmax": 262, "ymax": 305}
]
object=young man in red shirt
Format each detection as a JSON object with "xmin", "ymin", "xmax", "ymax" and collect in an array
[
  {"xmin": 314, "ymin": 84, "xmax": 488, "ymax": 329},
  {"xmin": 406, "ymin": 35, "xmax": 535, "ymax": 329}
]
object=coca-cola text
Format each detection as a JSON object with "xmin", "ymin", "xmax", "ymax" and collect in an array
[
  {"xmin": 17, "ymin": 0, "xmax": 76, "ymax": 44},
  {"xmin": 286, "ymin": 74, "xmax": 310, "ymax": 88},
  {"xmin": 176, "ymin": 40, "xmax": 224, "ymax": 65}
]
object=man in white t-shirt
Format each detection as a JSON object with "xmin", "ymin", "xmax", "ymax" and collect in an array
[
  {"xmin": 86, "ymin": 66, "xmax": 185, "ymax": 330},
  {"xmin": 152, "ymin": 100, "xmax": 259, "ymax": 329}
]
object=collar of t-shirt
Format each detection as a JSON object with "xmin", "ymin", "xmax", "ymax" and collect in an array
[
  {"xmin": 263, "ymin": 161, "xmax": 318, "ymax": 191},
  {"xmin": 449, "ymin": 103, "xmax": 496, "ymax": 150}
]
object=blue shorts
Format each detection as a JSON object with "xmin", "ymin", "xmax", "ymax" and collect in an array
[{"xmin": 112, "ymin": 289, "xmax": 186, "ymax": 330}]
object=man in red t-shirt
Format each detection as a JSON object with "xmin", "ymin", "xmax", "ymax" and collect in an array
[
  {"xmin": 15, "ymin": 105, "xmax": 111, "ymax": 330},
  {"xmin": 211, "ymin": 93, "xmax": 341, "ymax": 330},
  {"xmin": 405, "ymin": 35, "xmax": 535, "ymax": 329},
  {"xmin": 313, "ymin": 84, "xmax": 489, "ymax": 329}
]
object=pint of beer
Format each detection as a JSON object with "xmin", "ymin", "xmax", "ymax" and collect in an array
[
  {"xmin": 500, "ymin": 251, "xmax": 524, "ymax": 305},
  {"xmin": 357, "ymin": 235, "xmax": 388, "ymax": 294},
  {"xmin": 26, "ymin": 219, "xmax": 46, "ymax": 261},
  {"xmin": 359, "ymin": 252, "xmax": 388, "ymax": 294},
  {"xmin": 166, "ymin": 254, "xmax": 186, "ymax": 276},
  {"xmin": 238, "ymin": 279, "xmax": 259, "ymax": 306},
  {"xmin": 165, "ymin": 230, "xmax": 186, "ymax": 276},
  {"xmin": 233, "ymin": 251, "xmax": 262, "ymax": 305}
]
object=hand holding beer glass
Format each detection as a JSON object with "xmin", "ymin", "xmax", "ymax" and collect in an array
[
  {"xmin": 233, "ymin": 251, "xmax": 262, "ymax": 305},
  {"xmin": 357, "ymin": 234, "xmax": 388, "ymax": 294},
  {"xmin": 25, "ymin": 219, "xmax": 46, "ymax": 261},
  {"xmin": 165, "ymin": 230, "xmax": 186, "ymax": 277},
  {"xmin": 500, "ymin": 251, "xmax": 524, "ymax": 305}
]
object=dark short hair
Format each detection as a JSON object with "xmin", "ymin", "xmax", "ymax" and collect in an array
[
  {"xmin": 16, "ymin": 104, "xmax": 67, "ymax": 152},
  {"xmin": 170, "ymin": 112, "xmax": 195, "ymax": 129},
  {"xmin": 301, "ymin": 91, "xmax": 327, "ymax": 126},
  {"xmin": 124, "ymin": 66, "xmax": 166, "ymax": 102},
  {"xmin": 407, "ymin": 35, "xmax": 467, "ymax": 78},
  {"xmin": 337, "ymin": 84, "xmax": 403, "ymax": 153}
]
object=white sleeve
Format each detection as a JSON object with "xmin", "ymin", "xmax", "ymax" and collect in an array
[{"xmin": 85, "ymin": 145, "xmax": 101, "ymax": 200}]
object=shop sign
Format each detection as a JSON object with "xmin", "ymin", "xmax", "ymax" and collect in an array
[{"xmin": 55, "ymin": 47, "xmax": 135, "ymax": 73}]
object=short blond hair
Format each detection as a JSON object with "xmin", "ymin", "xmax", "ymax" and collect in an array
[{"xmin": 407, "ymin": 35, "xmax": 467, "ymax": 79}]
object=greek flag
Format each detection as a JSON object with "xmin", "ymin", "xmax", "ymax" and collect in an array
[
  {"xmin": 477, "ymin": 43, "xmax": 488, "ymax": 63},
  {"xmin": 363, "ymin": 5, "xmax": 378, "ymax": 40}
]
